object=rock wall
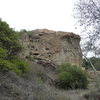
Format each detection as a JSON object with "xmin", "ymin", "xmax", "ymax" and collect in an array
[{"xmin": 20, "ymin": 29, "xmax": 82, "ymax": 66}]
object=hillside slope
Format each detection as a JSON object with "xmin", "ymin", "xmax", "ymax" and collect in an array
[
  {"xmin": 0, "ymin": 19, "xmax": 98, "ymax": 100},
  {"xmin": 0, "ymin": 62, "xmax": 99, "ymax": 100}
]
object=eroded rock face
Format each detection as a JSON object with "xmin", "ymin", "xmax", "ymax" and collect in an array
[{"xmin": 20, "ymin": 29, "xmax": 82, "ymax": 66}]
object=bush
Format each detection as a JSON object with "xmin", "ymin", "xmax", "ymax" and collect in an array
[
  {"xmin": 10, "ymin": 57, "xmax": 30, "ymax": 74},
  {"xmin": 57, "ymin": 63, "xmax": 88, "ymax": 89},
  {"xmin": 0, "ymin": 19, "xmax": 23, "ymax": 57},
  {"xmin": 0, "ymin": 19, "xmax": 30, "ymax": 75},
  {"xmin": 0, "ymin": 58, "xmax": 29, "ymax": 75},
  {"xmin": 0, "ymin": 59, "xmax": 20, "ymax": 75},
  {"xmin": 58, "ymin": 71, "xmax": 73, "ymax": 89},
  {"xmin": 0, "ymin": 47, "xmax": 6, "ymax": 59},
  {"xmin": 0, "ymin": 59, "xmax": 13, "ymax": 71}
]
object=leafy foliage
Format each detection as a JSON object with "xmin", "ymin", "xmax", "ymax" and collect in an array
[
  {"xmin": 57, "ymin": 63, "xmax": 88, "ymax": 89},
  {"xmin": 0, "ymin": 59, "xmax": 14, "ymax": 72},
  {"xmin": 57, "ymin": 71, "xmax": 73, "ymax": 89},
  {"xmin": 0, "ymin": 47, "xmax": 6, "ymax": 59},
  {"xmin": 0, "ymin": 19, "xmax": 23, "ymax": 57},
  {"xmin": 0, "ymin": 19, "xmax": 29, "ymax": 75},
  {"xmin": 10, "ymin": 57, "xmax": 30, "ymax": 74}
]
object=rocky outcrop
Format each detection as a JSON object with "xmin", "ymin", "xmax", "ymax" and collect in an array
[{"xmin": 20, "ymin": 29, "xmax": 82, "ymax": 66}]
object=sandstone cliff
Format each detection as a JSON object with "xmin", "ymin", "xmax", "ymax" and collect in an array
[{"xmin": 20, "ymin": 29, "xmax": 82, "ymax": 66}]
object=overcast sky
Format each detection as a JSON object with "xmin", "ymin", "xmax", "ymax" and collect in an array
[
  {"xmin": 1, "ymin": 0, "xmax": 95, "ymax": 57},
  {"xmin": 0, "ymin": 0, "xmax": 80, "ymax": 33}
]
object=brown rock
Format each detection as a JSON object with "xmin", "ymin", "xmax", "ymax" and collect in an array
[{"xmin": 20, "ymin": 29, "xmax": 82, "ymax": 67}]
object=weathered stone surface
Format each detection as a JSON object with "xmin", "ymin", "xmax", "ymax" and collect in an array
[{"xmin": 20, "ymin": 29, "xmax": 82, "ymax": 66}]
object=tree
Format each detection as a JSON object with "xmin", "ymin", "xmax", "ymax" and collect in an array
[
  {"xmin": 0, "ymin": 19, "xmax": 23, "ymax": 58},
  {"xmin": 74, "ymin": 0, "xmax": 100, "ymax": 57},
  {"xmin": 74, "ymin": 0, "xmax": 100, "ymax": 87},
  {"xmin": 0, "ymin": 19, "xmax": 29, "ymax": 75}
]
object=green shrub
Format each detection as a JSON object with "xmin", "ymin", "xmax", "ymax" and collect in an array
[
  {"xmin": 0, "ymin": 19, "xmax": 30, "ymax": 75},
  {"xmin": 0, "ymin": 59, "xmax": 13, "ymax": 71},
  {"xmin": 0, "ymin": 19, "xmax": 23, "ymax": 57},
  {"xmin": 58, "ymin": 71, "xmax": 73, "ymax": 89},
  {"xmin": 0, "ymin": 58, "xmax": 29, "ymax": 75},
  {"xmin": 0, "ymin": 59, "xmax": 20, "ymax": 74},
  {"xmin": 0, "ymin": 47, "xmax": 6, "ymax": 59},
  {"xmin": 10, "ymin": 57, "xmax": 30, "ymax": 74},
  {"xmin": 57, "ymin": 63, "xmax": 88, "ymax": 89}
]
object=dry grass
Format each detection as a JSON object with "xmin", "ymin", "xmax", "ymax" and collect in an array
[{"xmin": 0, "ymin": 61, "xmax": 100, "ymax": 100}]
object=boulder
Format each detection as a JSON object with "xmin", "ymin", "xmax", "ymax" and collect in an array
[{"xmin": 20, "ymin": 29, "xmax": 82, "ymax": 67}]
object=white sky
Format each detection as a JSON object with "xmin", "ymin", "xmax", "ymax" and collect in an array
[
  {"xmin": 0, "ymin": 0, "xmax": 80, "ymax": 34},
  {"xmin": 0, "ymin": 0, "xmax": 95, "ymax": 57}
]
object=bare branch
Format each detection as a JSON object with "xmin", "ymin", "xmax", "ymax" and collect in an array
[{"xmin": 74, "ymin": 0, "xmax": 100, "ymax": 57}]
